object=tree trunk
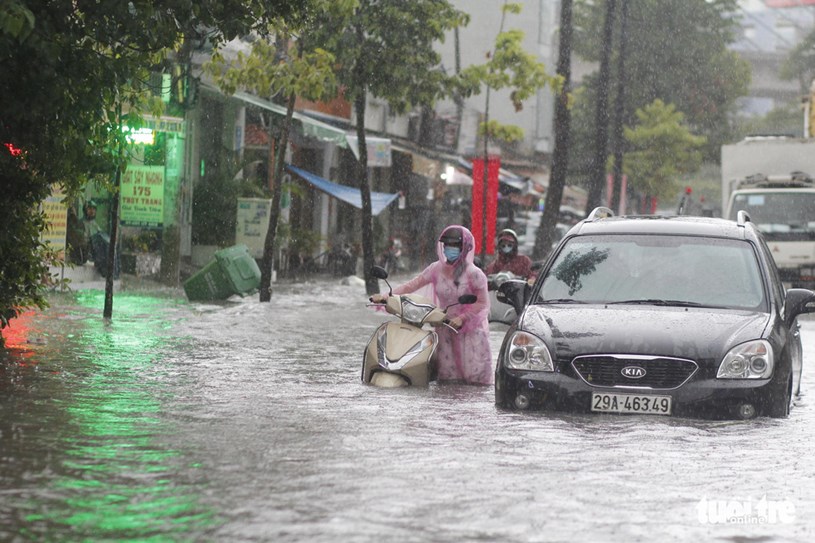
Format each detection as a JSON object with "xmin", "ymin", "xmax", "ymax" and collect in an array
[
  {"xmin": 103, "ymin": 163, "xmax": 121, "ymax": 319},
  {"xmin": 533, "ymin": 0, "xmax": 573, "ymax": 260},
  {"xmin": 585, "ymin": 0, "xmax": 617, "ymax": 214},
  {"xmin": 259, "ymin": 92, "xmax": 296, "ymax": 302},
  {"xmin": 610, "ymin": 0, "xmax": 628, "ymax": 215},
  {"xmin": 103, "ymin": 103, "xmax": 123, "ymax": 319},
  {"xmin": 355, "ymin": 90, "xmax": 378, "ymax": 295}
]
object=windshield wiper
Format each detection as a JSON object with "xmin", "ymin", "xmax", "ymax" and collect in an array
[
  {"xmin": 608, "ymin": 299, "xmax": 706, "ymax": 307},
  {"xmin": 540, "ymin": 298, "xmax": 588, "ymax": 304}
]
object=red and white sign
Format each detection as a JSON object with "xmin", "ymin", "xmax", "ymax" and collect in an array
[{"xmin": 471, "ymin": 156, "xmax": 500, "ymax": 255}]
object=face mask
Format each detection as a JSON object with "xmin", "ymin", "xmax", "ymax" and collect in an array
[
  {"xmin": 443, "ymin": 246, "xmax": 461, "ymax": 262},
  {"xmin": 501, "ymin": 244, "xmax": 514, "ymax": 254}
]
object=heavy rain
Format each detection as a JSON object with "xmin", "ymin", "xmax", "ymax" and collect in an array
[
  {"xmin": 5, "ymin": 0, "xmax": 815, "ymax": 541},
  {"xmin": 1, "ymin": 279, "xmax": 814, "ymax": 541}
]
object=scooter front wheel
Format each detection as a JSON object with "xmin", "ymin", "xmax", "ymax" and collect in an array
[{"xmin": 370, "ymin": 372, "xmax": 410, "ymax": 388}]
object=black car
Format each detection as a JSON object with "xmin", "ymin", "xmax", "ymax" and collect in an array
[{"xmin": 495, "ymin": 207, "xmax": 815, "ymax": 419}]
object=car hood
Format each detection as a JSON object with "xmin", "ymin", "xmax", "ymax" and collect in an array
[{"xmin": 519, "ymin": 305, "xmax": 770, "ymax": 362}]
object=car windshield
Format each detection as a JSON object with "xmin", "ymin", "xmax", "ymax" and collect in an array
[
  {"xmin": 729, "ymin": 192, "xmax": 815, "ymax": 233},
  {"xmin": 535, "ymin": 234, "xmax": 766, "ymax": 310}
]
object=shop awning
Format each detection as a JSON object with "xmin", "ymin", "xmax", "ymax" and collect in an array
[
  {"xmin": 232, "ymin": 91, "xmax": 349, "ymax": 148},
  {"xmin": 285, "ymin": 164, "xmax": 399, "ymax": 216}
]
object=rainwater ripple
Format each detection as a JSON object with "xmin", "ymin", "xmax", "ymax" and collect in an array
[{"xmin": 1, "ymin": 280, "xmax": 814, "ymax": 541}]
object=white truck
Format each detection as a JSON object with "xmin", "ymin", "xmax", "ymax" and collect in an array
[{"xmin": 721, "ymin": 137, "xmax": 815, "ymax": 288}]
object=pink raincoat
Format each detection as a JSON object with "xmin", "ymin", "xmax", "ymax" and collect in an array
[{"xmin": 392, "ymin": 225, "xmax": 493, "ymax": 385}]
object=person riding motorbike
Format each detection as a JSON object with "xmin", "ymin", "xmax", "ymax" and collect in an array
[
  {"xmin": 370, "ymin": 225, "xmax": 492, "ymax": 385},
  {"xmin": 485, "ymin": 229, "xmax": 535, "ymax": 281},
  {"xmin": 379, "ymin": 237, "xmax": 403, "ymax": 273}
]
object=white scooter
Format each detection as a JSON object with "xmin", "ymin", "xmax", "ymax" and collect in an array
[{"xmin": 363, "ymin": 266, "xmax": 477, "ymax": 387}]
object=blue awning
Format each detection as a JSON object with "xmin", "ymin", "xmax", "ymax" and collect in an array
[{"xmin": 285, "ymin": 164, "xmax": 399, "ymax": 216}]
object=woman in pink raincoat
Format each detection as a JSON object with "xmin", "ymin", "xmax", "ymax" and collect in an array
[{"xmin": 371, "ymin": 225, "xmax": 493, "ymax": 385}]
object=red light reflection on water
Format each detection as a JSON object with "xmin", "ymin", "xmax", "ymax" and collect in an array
[{"xmin": 2, "ymin": 310, "xmax": 38, "ymax": 363}]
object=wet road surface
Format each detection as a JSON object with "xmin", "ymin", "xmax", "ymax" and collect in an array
[{"xmin": 2, "ymin": 279, "xmax": 814, "ymax": 541}]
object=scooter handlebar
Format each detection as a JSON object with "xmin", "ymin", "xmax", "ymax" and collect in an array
[{"xmin": 440, "ymin": 318, "xmax": 460, "ymax": 334}]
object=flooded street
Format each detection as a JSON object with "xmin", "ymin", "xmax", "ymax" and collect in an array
[{"xmin": 2, "ymin": 278, "xmax": 815, "ymax": 542}]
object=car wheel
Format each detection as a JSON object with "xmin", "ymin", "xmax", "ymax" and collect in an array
[{"xmin": 766, "ymin": 369, "xmax": 792, "ymax": 418}]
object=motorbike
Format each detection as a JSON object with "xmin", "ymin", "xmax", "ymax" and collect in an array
[
  {"xmin": 363, "ymin": 265, "xmax": 477, "ymax": 387},
  {"xmin": 487, "ymin": 271, "xmax": 523, "ymax": 324},
  {"xmin": 378, "ymin": 238, "xmax": 403, "ymax": 274}
]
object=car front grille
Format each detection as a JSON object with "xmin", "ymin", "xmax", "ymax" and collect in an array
[{"xmin": 571, "ymin": 355, "xmax": 698, "ymax": 389}]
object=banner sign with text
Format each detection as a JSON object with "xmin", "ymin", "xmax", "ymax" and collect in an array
[
  {"xmin": 346, "ymin": 135, "xmax": 392, "ymax": 167},
  {"xmin": 470, "ymin": 156, "xmax": 500, "ymax": 255},
  {"xmin": 120, "ymin": 165, "xmax": 165, "ymax": 227},
  {"xmin": 236, "ymin": 198, "xmax": 272, "ymax": 258},
  {"xmin": 41, "ymin": 185, "xmax": 67, "ymax": 256}
]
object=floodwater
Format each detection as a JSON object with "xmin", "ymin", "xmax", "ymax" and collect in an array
[{"xmin": 2, "ymin": 278, "xmax": 815, "ymax": 542}]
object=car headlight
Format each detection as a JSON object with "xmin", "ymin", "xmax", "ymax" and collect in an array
[
  {"xmin": 504, "ymin": 331, "xmax": 554, "ymax": 372},
  {"xmin": 717, "ymin": 340, "xmax": 774, "ymax": 379},
  {"xmin": 401, "ymin": 299, "xmax": 433, "ymax": 325}
]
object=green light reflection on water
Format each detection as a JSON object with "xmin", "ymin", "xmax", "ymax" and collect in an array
[{"xmin": 23, "ymin": 289, "xmax": 219, "ymax": 540}]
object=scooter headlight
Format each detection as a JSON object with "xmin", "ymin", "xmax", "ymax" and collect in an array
[
  {"xmin": 401, "ymin": 299, "xmax": 433, "ymax": 325},
  {"xmin": 717, "ymin": 340, "xmax": 774, "ymax": 379},
  {"xmin": 504, "ymin": 331, "xmax": 554, "ymax": 372},
  {"xmin": 376, "ymin": 327, "xmax": 436, "ymax": 370}
]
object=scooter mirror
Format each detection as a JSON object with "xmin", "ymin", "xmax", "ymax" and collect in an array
[
  {"xmin": 458, "ymin": 294, "xmax": 477, "ymax": 305},
  {"xmin": 371, "ymin": 265, "xmax": 389, "ymax": 280}
]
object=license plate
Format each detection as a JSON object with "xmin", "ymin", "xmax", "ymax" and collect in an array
[{"xmin": 591, "ymin": 392, "xmax": 672, "ymax": 415}]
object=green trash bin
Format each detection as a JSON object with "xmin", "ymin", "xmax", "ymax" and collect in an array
[
  {"xmin": 184, "ymin": 244, "xmax": 261, "ymax": 301},
  {"xmin": 214, "ymin": 244, "xmax": 261, "ymax": 295}
]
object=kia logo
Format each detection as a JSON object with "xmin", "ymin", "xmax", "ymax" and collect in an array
[{"xmin": 621, "ymin": 366, "xmax": 646, "ymax": 379}]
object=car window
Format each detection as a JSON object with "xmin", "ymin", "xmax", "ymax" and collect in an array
[
  {"xmin": 755, "ymin": 231, "xmax": 785, "ymax": 304},
  {"xmin": 729, "ymin": 192, "xmax": 815, "ymax": 233},
  {"xmin": 535, "ymin": 234, "xmax": 767, "ymax": 310}
]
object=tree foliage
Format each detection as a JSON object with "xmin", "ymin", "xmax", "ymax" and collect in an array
[
  {"xmin": 623, "ymin": 99, "xmax": 707, "ymax": 199},
  {"xmin": 734, "ymin": 104, "xmax": 804, "ymax": 139},
  {"xmin": 0, "ymin": 0, "xmax": 299, "ymax": 340},
  {"xmin": 310, "ymin": 0, "xmax": 469, "ymax": 294},
  {"xmin": 457, "ymin": 3, "xmax": 560, "ymax": 145},
  {"xmin": 314, "ymin": 0, "xmax": 468, "ymax": 114},
  {"xmin": 781, "ymin": 30, "xmax": 815, "ymax": 88},
  {"xmin": 570, "ymin": 0, "xmax": 750, "ymax": 173},
  {"xmin": 205, "ymin": 2, "xmax": 347, "ymax": 300}
]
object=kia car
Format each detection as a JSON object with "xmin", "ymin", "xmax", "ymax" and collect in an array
[{"xmin": 495, "ymin": 207, "xmax": 815, "ymax": 419}]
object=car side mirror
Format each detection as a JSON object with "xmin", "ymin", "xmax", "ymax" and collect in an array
[
  {"xmin": 785, "ymin": 288, "xmax": 815, "ymax": 327},
  {"xmin": 497, "ymin": 279, "xmax": 530, "ymax": 316}
]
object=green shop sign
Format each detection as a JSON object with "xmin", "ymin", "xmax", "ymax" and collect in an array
[{"xmin": 120, "ymin": 165, "xmax": 165, "ymax": 227}]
